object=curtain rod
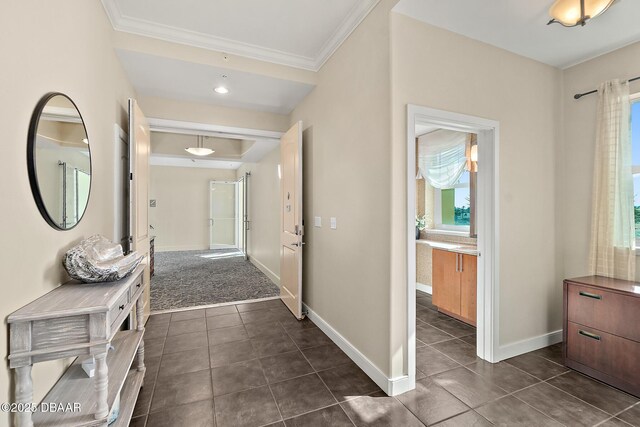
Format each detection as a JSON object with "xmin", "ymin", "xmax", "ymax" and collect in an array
[{"xmin": 574, "ymin": 76, "xmax": 640, "ymax": 100}]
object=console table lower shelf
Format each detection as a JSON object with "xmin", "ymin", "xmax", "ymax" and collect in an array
[{"xmin": 33, "ymin": 330, "xmax": 144, "ymax": 427}]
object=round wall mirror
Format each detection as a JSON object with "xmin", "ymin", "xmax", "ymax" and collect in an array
[{"xmin": 27, "ymin": 93, "xmax": 92, "ymax": 230}]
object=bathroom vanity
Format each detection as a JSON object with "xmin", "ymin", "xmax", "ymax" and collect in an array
[{"xmin": 431, "ymin": 246, "xmax": 478, "ymax": 326}]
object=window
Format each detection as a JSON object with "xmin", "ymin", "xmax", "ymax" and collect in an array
[
  {"xmin": 632, "ymin": 96, "xmax": 640, "ymax": 243},
  {"xmin": 417, "ymin": 128, "xmax": 477, "ymax": 235},
  {"xmin": 435, "ymin": 170, "xmax": 471, "ymax": 231}
]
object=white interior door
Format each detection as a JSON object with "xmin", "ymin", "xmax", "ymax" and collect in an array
[
  {"xmin": 113, "ymin": 125, "xmax": 129, "ymax": 248},
  {"xmin": 128, "ymin": 99, "xmax": 151, "ymax": 320},
  {"xmin": 280, "ymin": 121, "xmax": 304, "ymax": 319},
  {"xmin": 209, "ymin": 181, "xmax": 237, "ymax": 249}
]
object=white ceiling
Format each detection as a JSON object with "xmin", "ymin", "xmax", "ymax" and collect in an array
[
  {"xmin": 393, "ymin": 0, "xmax": 640, "ymax": 69},
  {"xmin": 116, "ymin": 50, "xmax": 314, "ymax": 114},
  {"xmin": 102, "ymin": 0, "xmax": 380, "ymax": 71}
]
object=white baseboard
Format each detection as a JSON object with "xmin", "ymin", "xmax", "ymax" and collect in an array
[
  {"xmin": 249, "ymin": 256, "xmax": 280, "ymax": 287},
  {"xmin": 303, "ymin": 304, "xmax": 413, "ymax": 396},
  {"xmin": 497, "ymin": 329, "xmax": 563, "ymax": 361},
  {"xmin": 416, "ymin": 282, "xmax": 432, "ymax": 295}
]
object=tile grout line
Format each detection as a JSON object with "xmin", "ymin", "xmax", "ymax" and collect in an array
[
  {"xmin": 417, "ymin": 298, "xmax": 622, "ymax": 426},
  {"xmin": 498, "ymin": 392, "xmax": 569, "ymax": 427},
  {"xmin": 412, "ymin": 298, "xmax": 490, "ymax": 425},
  {"xmin": 140, "ymin": 323, "xmax": 167, "ymax": 421},
  {"xmin": 593, "ymin": 416, "xmax": 634, "ymax": 427},
  {"xmin": 282, "ymin": 319, "xmax": 342, "ymax": 402},
  {"xmin": 423, "ymin": 342, "xmax": 469, "ymax": 371},
  {"xmin": 394, "ymin": 382, "xmax": 472, "ymax": 427},
  {"xmin": 468, "ymin": 366, "xmax": 617, "ymax": 427},
  {"xmin": 500, "ymin": 357, "xmax": 568, "ymax": 383},
  {"xmin": 604, "ymin": 401, "xmax": 640, "ymax": 421},
  {"xmin": 205, "ymin": 310, "xmax": 217, "ymax": 427},
  {"xmin": 280, "ymin": 316, "xmax": 357, "ymax": 426},
  {"xmin": 541, "ymin": 379, "xmax": 633, "ymax": 420}
]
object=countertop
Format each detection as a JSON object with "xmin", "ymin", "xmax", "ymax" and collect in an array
[{"xmin": 416, "ymin": 239, "xmax": 478, "ymax": 256}]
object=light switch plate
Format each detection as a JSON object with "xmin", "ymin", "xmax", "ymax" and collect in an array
[
  {"xmin": 330, "ymin": 217, "xmax": 337, "ymax": 229},
  {"xmin": 314, "ymin": 216, "xmax": 322, "ymax": 227}
]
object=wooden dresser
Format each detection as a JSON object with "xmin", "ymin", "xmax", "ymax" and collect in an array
[
  {"xmin": 8, "ymin": 265, "xmax": 146, "ymax": 427},
  {"xmin": 563, "ymin": 276, "xmax": 640, "ymax": 397}
]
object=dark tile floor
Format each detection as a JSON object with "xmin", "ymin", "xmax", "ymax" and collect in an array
[{"xmin": 131, "ymin": 294, "xmax": 640, "ymax": 426}]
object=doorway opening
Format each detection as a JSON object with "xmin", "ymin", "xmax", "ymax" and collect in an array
[
  {"xmin": 145, "ymin": 119, "xmax": 284, "ymax": 313},
  {"xmin": 208, "ymin": 179, "xmax": 247, "ymax": 253},
  {"xmin": 406, "ymin": 105, "xmax": 500, "ymax": 388}
]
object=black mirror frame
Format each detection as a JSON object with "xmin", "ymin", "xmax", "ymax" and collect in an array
[{"xmin": 27, "ymin": 92, "xmax": 92, "ymax": 231}]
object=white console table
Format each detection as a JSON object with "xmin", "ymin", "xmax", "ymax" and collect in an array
[{"xmin": 8, "ymin": 265, "xmax": 146, "ymax": 427}]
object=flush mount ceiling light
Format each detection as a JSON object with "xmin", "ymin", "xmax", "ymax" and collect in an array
[
  {"xmin": 185, "ymin": 135, "xmax": 214, "ymax": 156},
  {"xmin": 214, "ymin": 86, "xmax": 229, "ymax": 94},
  {"xmin": 547, "ymin": 0, "xmax": 616, "ymax": 27}
]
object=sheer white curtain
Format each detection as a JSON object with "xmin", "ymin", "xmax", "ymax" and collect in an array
[
  {"xmin": 589, "ymin": 79, "xmax": 635, "ymax": 280},
  {"xmin": 417, "ymin": 129, "xmax": 467, "ymax": 189}
]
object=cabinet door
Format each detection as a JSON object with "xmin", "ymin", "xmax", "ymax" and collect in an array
[
  {"xmin": 432, "ymin": 249, "xmax": 461, "ymax": 316},
  {"xmin": 460, "ymin": 254, "xmax": 477, "ymax": 325}
]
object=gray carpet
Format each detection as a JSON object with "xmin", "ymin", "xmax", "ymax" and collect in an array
[{"xmin": 151, "ymin": 249, "xmax": 279, "ymax": 311}]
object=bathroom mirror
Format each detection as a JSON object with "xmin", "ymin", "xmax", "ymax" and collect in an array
[{"xmin": 27, "ymin": 93, "xmax": 91, "ymax": 230}]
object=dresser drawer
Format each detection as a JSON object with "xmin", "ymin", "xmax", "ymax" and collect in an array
[
  {"xmin": 566, "ymin": 321, "xmax": 640, "ymax": 385},
  {"xmin": 109, "ymin": 291, "xmax": 130, "ymax": 328},
  {"xmin": 129, "ymin": 274, "xmax": 143, "ymax": 299},
  {"xmin": 566, "ymin": 283, "xmax": 640, "ymax": 341}
]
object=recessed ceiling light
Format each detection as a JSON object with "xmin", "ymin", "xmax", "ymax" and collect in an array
[{"xmin": 214, "ymin": 86, "xmax": 229, "ymax": 94}]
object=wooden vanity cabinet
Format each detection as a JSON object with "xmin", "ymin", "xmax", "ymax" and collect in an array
[{"xmin": 432, "ymin": 248, "xmax": 477, "ymax": 326}]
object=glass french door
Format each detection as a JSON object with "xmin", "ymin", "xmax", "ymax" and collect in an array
[
  {"xmin": 209, "ymin": 181, "xmax": 237, "ymax": 249},
  {"xmin": 237, "ymin": 175, "xmax": 248, "ymax": 259}
]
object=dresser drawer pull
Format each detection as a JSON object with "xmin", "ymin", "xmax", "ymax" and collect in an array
[
  {"xmin": 119, "ymin": 304, "xmax": 125, "ymax": 311},
  {"xmin": 579, "ymin": 291, "xmax": 602, "ymax": 300},
  {"xmin": 579, "ymin": 330, "xmax": 601, "ymax": 341}
]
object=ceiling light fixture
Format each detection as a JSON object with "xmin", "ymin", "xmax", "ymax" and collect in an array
[
  {"xmin": 547, "ymin": 0, "xmax": 615, "ymax": 27},
  {"xmin": 214, "ymin": 86, "xmax": 229, "ymax": 94},
  {"xmin": 185, "ymin": 135, "xmax": 214, "ymax": 156}
]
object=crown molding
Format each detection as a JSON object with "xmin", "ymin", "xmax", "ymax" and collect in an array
[
  {"xmin": 314, "ymin": 0, "xmax": 380, "ymax": 70},
  {"xmin": 101, "ymin": 0, "xmax": 380, "ymax": 71}
]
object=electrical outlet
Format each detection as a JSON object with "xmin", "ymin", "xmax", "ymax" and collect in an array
[{"xmin": 330, "ymin": 217, "xmax": 337, "ymax": 229}]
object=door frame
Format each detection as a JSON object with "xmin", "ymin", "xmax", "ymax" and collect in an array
[
  {"xmin": 209, "ymin": 180, "xmax": 239, "ymax": 249},
  {"xmin": 406, "ymin": 105, "xmax": 501, "ymax": 386},
  {"xmin": 237, "ymin": 173, "xmax": 250, "ymax": 260}
]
